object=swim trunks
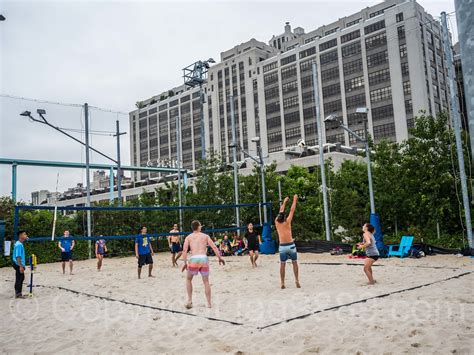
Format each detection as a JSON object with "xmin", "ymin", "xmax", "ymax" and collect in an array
[{"xmin": 187, "ymin": 255, "xmax": 209, "ymax": 276}]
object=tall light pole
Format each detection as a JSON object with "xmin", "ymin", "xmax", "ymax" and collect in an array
[
  {"xmin": 113, "ymin": 120, "xmax": 126, "ymax": 206},
  {"xmin": 183, "ymin": 58, "xmax": 215, "ymax": 161},
  {"xmin": 84, "ymin": 103, "xmax": 92, "ymax": 258},
  {"xmin": 253, "ymin": 137, "xmax": 268, "ymax": 224},
  {"xmin": 358, "ymin": 107, "xmax": 375, "ymax": 214},
  {"xmin": 325, "ymin": 109, "xmax": 376, "ymax": 215},
  {"xmin": 229, "ymin": 94, "xmax": 240, "ymax": 233},
  {"xmin": 441, "ymin": 11, "xmax": 473, "ymax": 249},
  {"xmin": 176, "ymin": 107, "xmax": 183, "ymax": 230},
  {"xmin": 20, "ymin": 107, "xmax": 122, "ymax": 258},
  {"xmin": 312, "ymin": 62, "xmax": 331, "ymax": 241},
  {"xmin": 230, "ymin": 137, "xmax": 268, "ymax": 225}
]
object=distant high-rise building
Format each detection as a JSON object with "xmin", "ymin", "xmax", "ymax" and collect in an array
[
  {"xmin": 31, "ymin": 190, "xmax": 50, "ymax": 205},
  {"xmin": 130, "ymin": 0, "xmax": 452, "ymax": 181}
]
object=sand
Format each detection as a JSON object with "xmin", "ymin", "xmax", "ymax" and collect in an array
[{"xmin": 1, "ymin": 252, "xmax": 473, "ymax": 354}]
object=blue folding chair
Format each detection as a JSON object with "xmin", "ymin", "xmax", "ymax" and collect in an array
[{"xmin": 388, "ymin": 236, "xmax": 414, "ymax": 258}]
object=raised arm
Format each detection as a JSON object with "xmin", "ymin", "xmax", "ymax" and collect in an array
[
  {"xmin": 279, "ymin": 196, "xmax": 289, "ymax": 213},
  {"xmin": 287, "ymin": 195, "xmax": 298, "ymax": 223}
]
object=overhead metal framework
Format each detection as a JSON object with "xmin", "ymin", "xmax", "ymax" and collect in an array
[{"xmin": 0, "ymin": 157, "xmax": 187, "ymax": 203}]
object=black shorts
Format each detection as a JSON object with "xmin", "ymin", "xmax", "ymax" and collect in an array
[
  {"xmin": 61, "ymin": 251, "xmax": 73, "ymax": 261},
  {"xmin": 170, "ymin": 243, "xmax": 182, "ymax": 254},
  {"xmin": 367, "ymin": 255, "xmax": 379, "ymax": 261},
  {"xmin": 248, "ymin": 241, "xmax": 259, "ymax": 252},
  {"xmin": 138, "ymin": 253, "xmax": 153, "ymax": 267}
]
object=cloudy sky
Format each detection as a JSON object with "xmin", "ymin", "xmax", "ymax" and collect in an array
[{"xmin": 0, "ymin": 0, "xmax": 456, "ymax": 202}]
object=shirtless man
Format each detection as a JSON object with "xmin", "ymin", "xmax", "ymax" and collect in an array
[
  {"xmin": 168, "ymin": 223, "xmax": 182, "ymax": 267},
  {"xmin": 181, "ymin": 220, "xmax": 225, "ymax": 309},
  {"xmin": 275, "ymin": 195, "xmax": 301, "ymax": 289}
]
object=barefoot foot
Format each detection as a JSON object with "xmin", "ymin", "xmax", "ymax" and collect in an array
[
  {"xmin": 296, "ymin": 281, "xmax": 301, "ymax": 288},
  {"xmin": 185, "ymin": 302, "xmax": 193, "ymax": 309},
  {"xmin": 281, "ymin": 284, "xmax": 286, "ymax": 289}
]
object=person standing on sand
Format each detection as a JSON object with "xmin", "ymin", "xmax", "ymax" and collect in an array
[
  {"xmin": 357, "ymin": 223, "xmax": 379, "ymax": 285},
  {"xmin": 181, "ymin": 220, "xmax": 225, "ymax": 309},
  {"xmin": 135, "ymin": 226, "xmax": 155, "ymax": 279},
  {"xmin": 95, "ymin": 237, "xmax": 107, "ymax": 271},
  {"xmin": 12, "ymin": 230, "xmax": 28, "ymax": 299},
  {"xmin": 168, "ymin": 223, "xmax": 182, "ymax": 267},
  {"xmin": 275, "ymin": 195, "xmax": 301, "ymax": 289},
  {"xmin": 245, "ymin": 223, "xmax": 262, "ymax": 268},
  {"xmin": 58, "ymin": 230, "xmax": 75, "ymax": 275}
]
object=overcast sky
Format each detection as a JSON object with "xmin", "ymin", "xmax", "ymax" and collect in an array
[{"xmin": 0, "ymin": 0, "xmax": 456, "ymax": 202}]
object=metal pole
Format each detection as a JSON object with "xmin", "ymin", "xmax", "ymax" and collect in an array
[
  {"xmin": 258, "ymin": 142, "xmax": 268, "ymax": 223},
  {"xmin": 230, "ymin": 95, "xmax": 240, "ymax": 233},
  {"xmin": 454, "ymin": 0, "xmax": 474, "ymax": 161},
  {"xmin": 200, "ymin": 84, "xmax": 206, "ymax": 160},
  {"xmin": 278, "ymin": 180, "xmax": 282, "ymax": 206},
  {"xmin": 177, "ymin": 109, "xmax": 183, "ymax": 230},
  {"xmin": 116, "ymin": 120, "xmax": 122, "ymax": 206},
  {"xmin": 312, "ymin": 63, "xmax": 331, "ymax": 241},
  {"xmin": 84, "ymin": 103, "xmax": 92, "ymax": 258},
  {"xmin": 364, "ymin": 119, "xmax": 376, "ymax": 214},
  {"xmin": 109, "ymin": 166, "xmax": 114, "ymax": 203},
  {"xmin": 11, "ymin": 163, "xmax": 17, "ymax": 203},
  {"xmin": 442, "ymin": 12, "xmax": 473, "ymax": 248}
]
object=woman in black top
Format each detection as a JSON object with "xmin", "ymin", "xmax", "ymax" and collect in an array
[{"xmin": 244, "ymin": 223, "xmax": 262, "ymax": 268}]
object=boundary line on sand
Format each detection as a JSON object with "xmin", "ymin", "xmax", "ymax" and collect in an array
[
  {"xmin": 5, "ymin": 270, "xmax": 471, "ymax": 329},
  {"xmin": 257, "ymin": 270, "xmax": 473, "ymax": 330},
  {"xmin": 298, "ymin": 262, "xmax": 461, "ymax": 270},
  {"xmin": 33, "ymin": 284, "xmax": 244, "ymax": 326}
]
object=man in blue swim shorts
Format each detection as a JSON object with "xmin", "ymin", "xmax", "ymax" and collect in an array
[{"xmin": 275, "ymin": 195, "xmax": 301, "ymax": 289}]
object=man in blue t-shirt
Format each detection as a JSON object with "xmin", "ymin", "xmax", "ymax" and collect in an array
[
  {"xmin": 135, "ymin": 226, "xmax": 155, "ymax": 279},
  {"xmin": 12, "ymin": 230, "xmax": 28, "ymax": 298},
  {"xmin": 58, "ymin": 230, "xmax": 75, "ymax": 275}
]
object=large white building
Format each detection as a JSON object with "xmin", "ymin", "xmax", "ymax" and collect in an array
[{"xmin": 131, "ymin": 0, "xmax": 449, "ymax": 181}]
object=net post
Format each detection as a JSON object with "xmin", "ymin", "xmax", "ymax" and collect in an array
[
  {"xmin": 13, "ymin": 205, "xmax": 20, "ymax": 241},
  {"xmin": 109, "ymin": 166, "xmax": 114, "ymax": 203}
]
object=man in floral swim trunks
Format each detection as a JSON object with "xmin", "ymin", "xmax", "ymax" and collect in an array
[{"xmin": 181, "ymin": 220, "xmax": 225, "ymax": 309}]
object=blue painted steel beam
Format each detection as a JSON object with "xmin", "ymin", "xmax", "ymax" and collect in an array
[
  {"xmin": 0, "ymin": 157, "xmax": 184, "ymax": 174},
  {"xmin": 17, "ymin": 202, "xmax": 272, "ymax": 212},
  {"xmin": 25, "ymin": 225, "xmax": 264, "ymax": 242}
]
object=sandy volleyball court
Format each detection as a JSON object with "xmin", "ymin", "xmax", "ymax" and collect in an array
[{"xmin": 1, "ymin": 253, "xmax": 473, "ymax": 354}]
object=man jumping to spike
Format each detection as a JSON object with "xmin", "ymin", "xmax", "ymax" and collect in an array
[
  {"xmin": 275, "ymin": 195, "xmax": 301, "ymax": 289},
  {"xmin": 181, "ymin": 220, "xmax": 225, "ymax": 309}
]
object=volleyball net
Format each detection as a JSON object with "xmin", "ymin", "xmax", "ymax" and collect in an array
[{"xmin": 13, "ymin": 202, "xmax": 273, "ymax": 246}]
